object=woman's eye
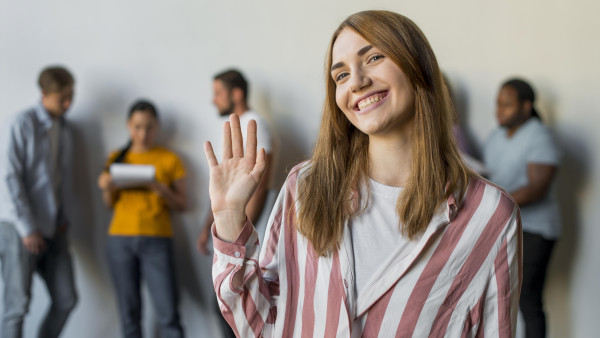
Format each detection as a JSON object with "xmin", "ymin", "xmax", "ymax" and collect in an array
[
  {"xmin": 368, "ymin": 54, "xmax": 384, "ymax": 63},
  {"xmin": 335, "ymin": 72, "xmax": 349, "ymax": 82}
]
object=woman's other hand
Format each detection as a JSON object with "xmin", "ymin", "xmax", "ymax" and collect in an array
[{"xmin": 98, "ymin": 171, "xmax": 116, "ymax": 192}]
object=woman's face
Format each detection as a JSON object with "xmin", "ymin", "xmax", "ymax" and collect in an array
[
  {"xmin": 330, "ymin": 28, "xmax": 415, "ymax": 138},
  {"xmin": 127, "ymin": 110, "xmax": 159, "ymax": 149}
]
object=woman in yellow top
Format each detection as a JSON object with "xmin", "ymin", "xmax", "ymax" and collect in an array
[{"xmin": 98, "ymin": 100, "xmax": 186, "ymax": 338}]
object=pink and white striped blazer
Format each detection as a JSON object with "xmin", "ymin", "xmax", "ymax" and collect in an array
[{"xmin": 212, "ymin": 164, "xmax": 522, "ymax": 337}]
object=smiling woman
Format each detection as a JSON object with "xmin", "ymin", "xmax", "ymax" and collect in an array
[
  {"xmin": 206, "ymin": 10, "xmax": 522, "ymax": 337},
  {"xmin": 300, "ymin": 10, "xmax": 469, "ymax": 253},
  {"xmin": 331, "ymin": 29, "xmax": 415, "ymax": 139}
]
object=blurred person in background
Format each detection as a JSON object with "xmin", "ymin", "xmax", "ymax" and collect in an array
[
  {"xmin": 0, "ymin": 66, "xmax": 78, "ymax": 338},
  {"xmin": 484, "ymin": 78, "xmax": 560, "ymax": 338},
  {"xmin": 98, "ymin": 100, "xmax": 186, "ymax": 338},
  {"xmin": 196, "ymin": 69, "xmax": 275, "ymax": 338}
]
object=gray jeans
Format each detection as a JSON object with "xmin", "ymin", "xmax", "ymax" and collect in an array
[
  {"xmin": 0, "ymin": 221, "xmax": 78, "ymax": 338},
  {"xmin": 106, "ymin": 236, "xmax": 184, "ymax": 338}
]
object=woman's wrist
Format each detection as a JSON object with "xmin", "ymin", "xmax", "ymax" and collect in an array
[{"xmin": 212, "ymin": 210, "xmax": 246, "ymax": 242}]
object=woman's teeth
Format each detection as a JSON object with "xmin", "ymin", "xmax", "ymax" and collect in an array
[{"xmin": 358, "ymin": 94, "xmax": 384, "ymax": 110}]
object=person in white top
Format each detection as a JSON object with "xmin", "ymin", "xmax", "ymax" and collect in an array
[{"xmin": 197, "ymin": 69, "xmax": 273, "ymax": 338}]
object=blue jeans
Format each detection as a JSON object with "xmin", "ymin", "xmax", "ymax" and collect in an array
[
  {"xmin": 107, "ymin": 236, "xmax": 184, "ymax": 338},
  {"xmin": 0, "ymin": 221, "xmax": 78, "ymax": 338}
]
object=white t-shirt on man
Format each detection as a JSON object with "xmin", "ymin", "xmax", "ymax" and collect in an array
[{"xmin": 238, "ymin": 110, "xmax": 272, "ymax": 154}]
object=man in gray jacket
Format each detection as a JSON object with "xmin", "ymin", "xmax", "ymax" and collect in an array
[{"xmin": 0, "ymin": 66, "xmax": 78, "ymax": 338}]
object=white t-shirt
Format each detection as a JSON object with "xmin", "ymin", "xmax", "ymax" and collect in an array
[
  {"xmin": 216, "ymin": 111, "xmax": 272, "ymax": 158},
  {"xmin": 484, "ymin": 117, "xmax": 561, "ymax": 239},
  {"xmin": 238, "ymin": 111, "xmax": 272, "ymax": 154},
  {"xmin": 350, "ymin": 179, "xmax": 418, "ymax": 295}
]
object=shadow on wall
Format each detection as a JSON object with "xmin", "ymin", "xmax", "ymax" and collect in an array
[
  {"xmin": 445, "ymin": 74, "xmax": 481, "ymax": 159},
  {"xmin": 64, "ymin": 85, "xmax": 133, "ymax": 336},
  {"xmin": 272, "ymin": 113, "xmax": 310, "ymax": 187},
  {"xmin": 545, "ymin": 124, "xmax": 591, "ymax": 338},
  {"xmin": 252, "ymin": 82, "xmax": 309, "ymax": 189},
  {"xmin": 70, "ymin": 124, "xmax": 110, "ymax": 288}
]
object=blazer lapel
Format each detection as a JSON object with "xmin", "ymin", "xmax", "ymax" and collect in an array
[{"xmin": 338, "ymin": 221, "xmax": 357, "ymax": 321}]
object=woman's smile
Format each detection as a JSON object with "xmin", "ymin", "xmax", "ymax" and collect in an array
[{"xmin": 354, "ymin": 90, "xmax": 389, "ymax": 113}]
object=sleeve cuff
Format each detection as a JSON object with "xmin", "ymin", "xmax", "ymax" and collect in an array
[
  {"xmin": 211, "ymin": 217, "xmax": 255, "ymax": 259},
  {"xmin": 14, "ymin": 220, "xmax": 36, "ymax": 238}
]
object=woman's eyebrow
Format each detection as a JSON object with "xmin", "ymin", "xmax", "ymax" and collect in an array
[
  {"xmin": 331, "ymin": 45, "xmax": 374, "ymax": 73},
  {"xmin": 331, "ymin": 62, "xmax": 344, "ymax": 72},
  {"xmin": 357, "ymin": 45, "xmax": 373, "ymax": 57}
]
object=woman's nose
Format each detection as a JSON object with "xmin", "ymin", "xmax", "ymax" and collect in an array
[{"xmin": 350, "ymin": 69, "xmax": 371, "ymax": 93}]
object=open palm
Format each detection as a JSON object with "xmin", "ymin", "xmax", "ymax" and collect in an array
[{"xmin": 204, "ymin": 114, "xmax": 267, "ymax": 240}]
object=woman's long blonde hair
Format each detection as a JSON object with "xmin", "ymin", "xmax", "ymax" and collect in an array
[{"xmin": 297, "ymin": 10, "xmax": 470, "ymax": 256}]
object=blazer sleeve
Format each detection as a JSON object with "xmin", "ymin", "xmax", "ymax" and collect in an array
[
  {"xmin": 212, "ymin": 183, "xmax": 288, "ymax": 337},
  {"xmin": 476, "ymin": 205, "xmax": 522, "ymax": 338}
]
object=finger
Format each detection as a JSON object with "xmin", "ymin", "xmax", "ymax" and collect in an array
[
  {"xmin": 204, "ymin": 141, "xmax": 219, "ymax": 167},
  {"xmin": 222, "ymin": 121, "xmax": 232, "ymax": 159},
  {"xmin": 230, "ymin": 114, "xmax": 244, "ymax": 158},
  {"xmin": 251, "ymin": 147, "xmax": 268, "ymax": 180},
  {"xmin": 245, "ymin": 119, "xmax": 258, "ymax": 164}
]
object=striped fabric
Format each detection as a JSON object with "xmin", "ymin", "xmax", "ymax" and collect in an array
[{"xmin": 212, "ymin": 164, "xmax": 522, "ymax": 338}]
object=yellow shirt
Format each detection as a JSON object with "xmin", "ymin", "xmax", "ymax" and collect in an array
[{"xmin": 106, "ymin": 147, "xmax": 186, "ymax": 237}]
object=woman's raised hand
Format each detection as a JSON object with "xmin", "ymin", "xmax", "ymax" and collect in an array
[{"xmin": 204, "ymin": 114, "xmax": 267, "ymax": 241}]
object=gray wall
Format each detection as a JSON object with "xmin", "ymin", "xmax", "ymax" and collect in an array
[{"xmin": 0, "ymin": 0, "xmax": 598, "ymax": 337}]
